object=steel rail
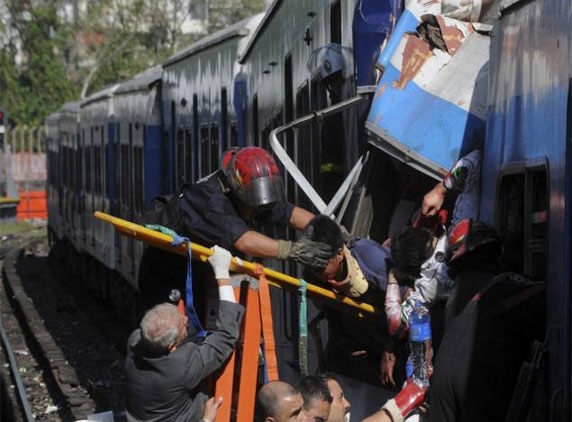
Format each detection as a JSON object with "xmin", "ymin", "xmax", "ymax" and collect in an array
[{"xmin": 0, "ymin": 321, "xmax": 35, "ymax": 421}]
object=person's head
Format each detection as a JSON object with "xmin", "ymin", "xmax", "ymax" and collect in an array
[
  {"xmin": 255, "ymin": 381, "xmax": 304, "ymax": 422},
  {"xmin": 324, "ymin": 375, "xmax": 351, "ymax": 422},
  {"xmin": 304, "ymin": 215, "xmax": 344, "ymax": 281},
  {"xmin": 221, "ymin": 146, "xmax": 285, "ymax": 210},
  {"xmin": 296, "ymin": 375, "xmax": 332, "ymax": 422},
  {"xmin": 390, "ymin": 227, "xmax": 435, "ymax": 284},
  {"xmin": 140, "ymin": 303, "xmax": 188, "ymax": 354},
  {"xmin": 448, "ymin": 218, "xmax": 502, "ymax": 277}
]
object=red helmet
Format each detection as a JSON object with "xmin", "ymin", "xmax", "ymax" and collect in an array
[
  {"xmin": 221, "ymin": 147, "xmax": 285, "ymax": 208},
  {"xmin": 448, "ymin": 219, "xmax": 501, "ymax": 268}
]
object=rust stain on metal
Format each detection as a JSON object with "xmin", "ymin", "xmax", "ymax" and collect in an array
[
  {"xmin": 395, "ymin": 35, "xmax": 433, "ymax": 90},
  {"xmin": 376, "ymin": 83, "xmax": 387, "ymax": 98},
  {"xmin": 437, "ymin": 16, "xmax": 470, "ymax": 55}
]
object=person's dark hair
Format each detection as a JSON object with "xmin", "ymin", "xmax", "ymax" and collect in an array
[
  {"xmin": 296, "ymin": 375, "xmax": 333, "ymax": 409},
  {"xmin": 308, "ymin": 215, "xmax": 343, "ymax": 256},
  {"xmin": 391, "ymin": 227, "xmax": 434, "ymax": 282},
  {"xmin": 255, "ymin": 381, "xmax": 299, "ymax": 421}
]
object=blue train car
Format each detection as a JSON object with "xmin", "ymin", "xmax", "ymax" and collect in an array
[
  {"xmin": 161, "ymin": 15, "xmax": 263, "ymax": 192},
  {"xmin": 79, "ymin": 84, "xmax": 119, "ymax": 272},
  {"xmin": 112, "ymin": 66, "xmax": 162, "ymax": 290},
  {"xmin": 480, "ymin": 0, "xmax": 571, "ymax": 418}
]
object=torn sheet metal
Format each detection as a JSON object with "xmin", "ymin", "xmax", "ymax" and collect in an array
[{"xmin": 366, "ymin": 12, "xmax": 491, "ymax": 179}]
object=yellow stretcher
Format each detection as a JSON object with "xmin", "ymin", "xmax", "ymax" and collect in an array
[{"xmin": 94, "ymin": 211, "xmax": 378, "ymax": 318}]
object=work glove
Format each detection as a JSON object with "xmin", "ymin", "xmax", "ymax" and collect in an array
[
  {"xmin": 381, "ymin": 379, "xmax": 427, "ymax": 422},
  {"xmin": 277, "ymin": 226, "xmax": 333, "ymax": 268},
  {"xmin": 208, "ymin": 245, "xmax": 232, "ymax": 280}
]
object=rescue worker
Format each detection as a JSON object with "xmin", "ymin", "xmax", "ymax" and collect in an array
[
  {"xmin": 296, "ymin": 375, "xmax": 333, "ymax": 422},
  {"xmin": 363, "ymin": 219, "xmax": 545, "ymax": 422},
  {"xmin": 124, "ymin": 246, "xmax": 244, "ymax": 422},
  {"xmin": 255, "ymin": 380, "xmax": 305, "ymax": 422},
  {"xmin": 139, "ymin": 146, "xmax": 332, "ymax": 311}
]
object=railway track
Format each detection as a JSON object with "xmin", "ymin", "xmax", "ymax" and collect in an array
[{"xmin": 1, "ymin": 234, "xmax": 129, "ymax": 421}]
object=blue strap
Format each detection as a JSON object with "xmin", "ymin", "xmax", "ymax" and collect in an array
[
  {"xmin": 145, "ymin": 224, "xmax": 207, "ymax": 339},
  {"xmin": 298, "ymin": 279, "xmax": 308, "ymax": 376}
]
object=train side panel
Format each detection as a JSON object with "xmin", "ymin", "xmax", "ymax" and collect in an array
[
  {"xmin": 482, "ymin": 0, "xmax": 572, "ymax": 417},
  {"xmin": 79, "ymin": 87, "xmax": 117, "ymax": 270}
]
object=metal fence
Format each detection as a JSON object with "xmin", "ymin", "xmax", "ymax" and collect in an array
[
  {"xmin": 3, "ymin": 125, "xmax": 46, "ymax": 192},
  {"xmin": 1, "ymin": 125, "xmax": 47, "ymax": 220}
]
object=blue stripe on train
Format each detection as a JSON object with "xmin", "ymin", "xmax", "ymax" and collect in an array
[{"xmin": 367, "ymin": 62, "xmax": 484, "ymax": 172}]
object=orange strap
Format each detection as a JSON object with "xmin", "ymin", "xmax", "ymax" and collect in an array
[
  {"xmin": 213, "ymin": 287, "xmax": 241, "ymax": 421},
  {"xmin": 255, "ymin": 263, "xmax": 279, "ymax": 381},
  {"xmin": 235, "ymin": 284, "xmax": 261, "ymax": 421}
]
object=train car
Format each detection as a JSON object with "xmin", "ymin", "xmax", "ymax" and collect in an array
[
  {"xmin": 160, "ymin": 14, "xmax": 263, "ymax": 193},
  {"xmin": 45, "ymin": 109, "xmax": 63, "ymax": 241},
  {"xmin": 45, "ymin": 102, "xmax": 82, "ymax": 248},
  {"xmin": 79, "ymin": 84, "xmax": 119, "ymax": 272},
  {"xmin": 363, "ymin": 0, "xmax": 571, "ymax": 418},
  {"xmin": 112, "ymin": 65, "xmax": 162, "ymax": 300},
  {"xmin": 479, "ymin": 0, "xmax": 571, "ymax": 418}
]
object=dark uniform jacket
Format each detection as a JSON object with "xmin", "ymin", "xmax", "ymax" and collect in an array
[
  {"xmin": 124, "ymin": 301, "xmax": 244, "ymax": 422},
  {"xmin": 429, "ymin": 271, "xmax": 545, "ymax": 422},
  {"xmin": 143, "ymin": 171, "xmax": 294, "ymax": 253}
]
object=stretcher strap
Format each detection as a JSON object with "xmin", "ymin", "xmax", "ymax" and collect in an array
[
  {"xmin": 298, "ymin": 279, "xmax": 308, "ymax": 376},
  {"xmin": 144, "ymin": 224, "xmax": 206, "ymax": 339},
  {"xmin": 254, "ymin": 264, "xmax": 279, "ymax": 381}
]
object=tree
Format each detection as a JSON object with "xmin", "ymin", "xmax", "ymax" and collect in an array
[{"xmin": 1, "ymin": 0, "xmax": 77, "ymax": 125}]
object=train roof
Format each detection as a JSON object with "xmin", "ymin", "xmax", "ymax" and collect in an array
[
  {"xmin": 81, "ymin": 83, "xmax": 119, "ymax": 108},
  {"xmin": 162, "ymin": 15, "xmax": 259, "ymax": 67},
  {"xmin": 60, "ymin": 101, "xmax": 81, "ymax": 114},
  {"xmin": 45, "ymin": 110, "xmax": 61, "ymax": 122},
  {"xmin": 114, "ymin": 65, "xmax": 162, "ymax": 95},
  {"xmin": 238, "ymin": 0, "xmax": 282, "ymax": 63}
]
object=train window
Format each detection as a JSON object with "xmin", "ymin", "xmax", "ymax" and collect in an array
[
  {"xmin": 230, "ymin": 122, "xmax": 238, "ymax": 147},
  {"xmin": 498, "ymin": 166, "xmax": 547, "ymax": 279},
  {"xmin": 162, "ymin": 129, "xmax": 170, "ymax": 193},
  {"xmin": 200, "ymin": 124, "xmax": 209, "ymax": 178},
  {"xmin": 121, "ymin": 144, "xmax": 130, "ymax": 207},
  {"xmin": 210, "ymin": 123, "xmax": 219, "ymax": 174},
  {"xmin": 115, "ymin": 123, "xmax": 121, "ymax": 212},
  {"xmin": 86, "ymin": 127, "xmax": 93, "ymax": 193},
  {"xmin": 252, "ymin": 94, "xmax": 259, "ymax": 147},
  {"xmin": 221, "ymin": 88, "xmax": 228, "ymax": 150},
  {"xmin": 192, "ymin": 95, "xmax": 199, "ymax": 182},
  {"xmin": 177, "ymin": 129, "xmax": 186, "ymax": 190},
  {"xmin": 330, "ymin": 0, "xmax": 341, "ymax": 44},
  {"xmin": 184, "ymin": 127, "xmax": 192, "ymax": 182},
  {"xmin": 285, "ymin": 54, "xmax": 294, "ymax": 140},
  {"xmin": 134, "ymin": 146, "xmax": 144, "ymax": 213}
]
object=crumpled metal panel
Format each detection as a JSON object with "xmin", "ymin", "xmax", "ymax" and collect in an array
[{"xmin": 367, "ymin": 5, "xmax": 491, "ymax": 179}]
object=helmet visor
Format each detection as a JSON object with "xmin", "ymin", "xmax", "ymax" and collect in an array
[{"xmin": 241, "ymin": 175, "xmax": 286, "ymax": 208}]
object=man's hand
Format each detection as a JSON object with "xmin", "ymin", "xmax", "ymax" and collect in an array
[
  {"xmin": 208, "ymin": 245, "xmax": 232, "ymax": 280},
  {"xmin": 202, "ymin": 396, "xmax": 223, "ymax": 422},
  {"xmin": 277, "ymin": 226, "xmax": 333, "ymax": 268},
  {"xmin": 379, "ymin": 350, "xmax": 397, "ymax": 387},
  {"xmin": 422, "ymin": 182, "xmax": 448, "ymax": 216}
]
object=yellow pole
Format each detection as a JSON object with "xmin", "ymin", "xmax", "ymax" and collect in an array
[{"xmin": 94, "ymin": 211, "xmax": 378, "ymax": 317}]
